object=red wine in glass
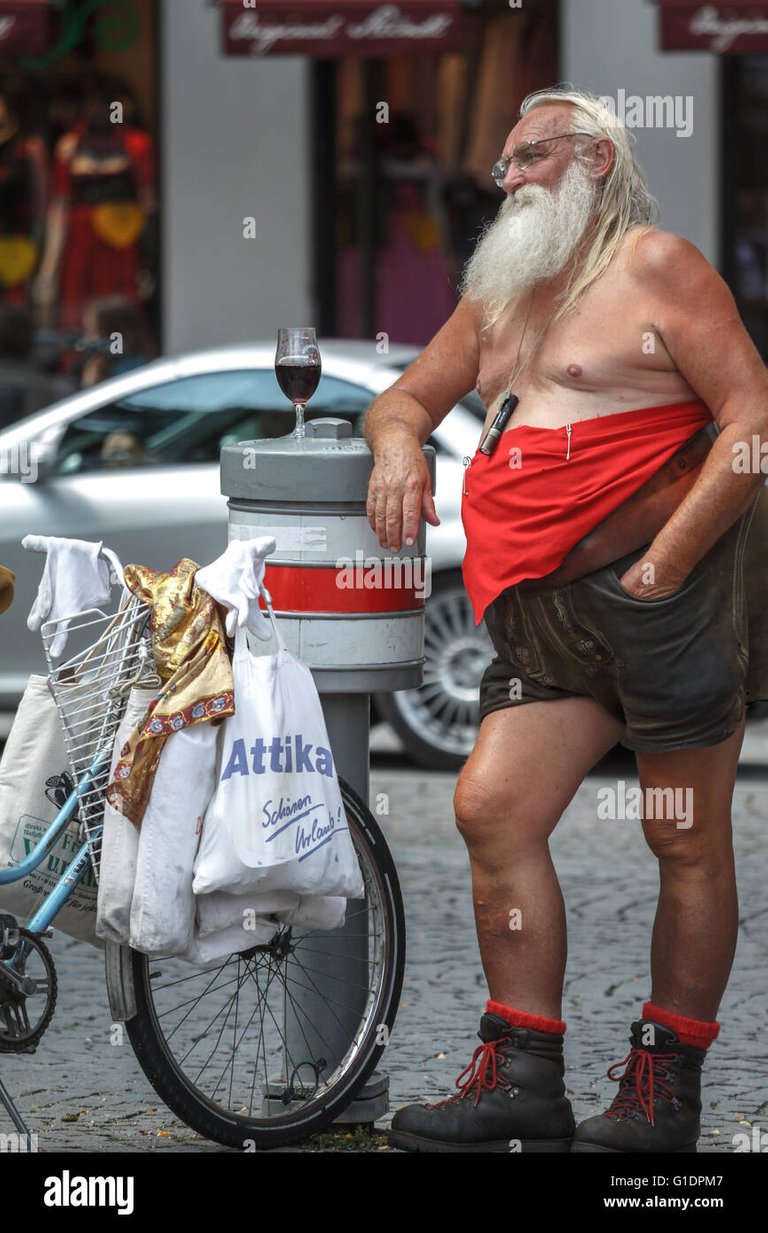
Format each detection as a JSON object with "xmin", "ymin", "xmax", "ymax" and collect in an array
[
  {"xmin": 275, "ymin": 328, "xmax": 322, "ymax": 440},
  {"xmin": 275, "ymin": 359, "xmax": 321, "ymax": 406}
]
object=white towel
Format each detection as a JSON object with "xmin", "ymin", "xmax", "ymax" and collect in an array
[
  {"xmin": 23, "ymin": 534, "xmax": 112, "ymax": 657},
  {"xmin": 195, "ymin": 536, "xmax": 276, "ymax": 641}
]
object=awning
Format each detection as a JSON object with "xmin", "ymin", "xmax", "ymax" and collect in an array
[
  {"xmin": 218, "ymin": 0, "xmax": 464, "ymax": 57},
  {"xmin": 0, "ymin": 0, "xmax": 50, "ymax": 56},
  {"xmin": 658, "ymin": 0, "xmax": 768, "ymax": 53}
]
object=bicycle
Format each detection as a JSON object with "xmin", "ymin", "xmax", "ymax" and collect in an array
[{"xmin": 0, "ymin": 549, "xmax": 406, "ymax": 1149}]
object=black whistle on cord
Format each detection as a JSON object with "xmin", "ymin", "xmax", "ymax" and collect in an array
[{"xmin": 479, "ymin": 394, "xmax": 519, "ymax": 456}]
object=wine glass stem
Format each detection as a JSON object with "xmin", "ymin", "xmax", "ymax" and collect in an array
[{"xmin": 294, "ymin": 402, "xmax": 306, "ymax": 440}]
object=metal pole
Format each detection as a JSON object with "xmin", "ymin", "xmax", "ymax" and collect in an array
[
  {"xmin": 221, "ymin": 422, "xmax": 435, "ymax": 1123},
  {"xmin": 281, "ymin": 694, "xmax": 375, "ymax": 1121}
]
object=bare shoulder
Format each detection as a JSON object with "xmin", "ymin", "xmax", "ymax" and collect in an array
[
  {"xmin": 624, "ymin": 227, "xmax": 726, "ymax": 295},
  {"xmin": 617, "ymin": 228, "xmax": 767, "ymax": 419}
]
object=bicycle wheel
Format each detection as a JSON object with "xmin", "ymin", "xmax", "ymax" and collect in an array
[{"xmin": 113, "ymin": 777, "xmax": 405, "ymax": 1149}]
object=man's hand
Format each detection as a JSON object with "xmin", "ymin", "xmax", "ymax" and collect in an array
[
  {"xmin": 366, "ymin": 434, "xmax": 440, "ymax": 551},
  {"xmin": 363, "ymin": 296, "xmax": 481, "ymax": 550},
  {"xmin": 616, "ymin": 556, "xmax": 687, "ymax": 602}
]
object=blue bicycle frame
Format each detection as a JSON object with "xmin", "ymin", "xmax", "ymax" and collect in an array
[{"xmin": 0, "ymin": 751, "xmax": 107, "ymax": 937}]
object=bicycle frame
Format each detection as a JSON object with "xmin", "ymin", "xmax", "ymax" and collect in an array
[
  {"xmin": 1, "ymin": 581, "xmax": 156, "ymax": 963},
  {"xmin": 0, "ymin": 558, "xmax": 150, "ymax": 1142},
  {"xmin": 0, "ymin": 753, "xmax": 105, "ymax": 939}
]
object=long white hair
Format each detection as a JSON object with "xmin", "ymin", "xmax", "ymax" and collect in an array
[{"xmin": 518, "ymin": 85, "xmax": 658, "ymax": 318}]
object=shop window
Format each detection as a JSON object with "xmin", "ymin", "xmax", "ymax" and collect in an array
[
  {"xmin": 723, "ymin": 55, "xmax": 768, "ymax": 361},
  {"xmin": 314, "ymin": 0, "xmax": 559, "ymax": 345},
  {"xmin": 0, "ymin": 0, "xmax": 160, "ymax": 397}
]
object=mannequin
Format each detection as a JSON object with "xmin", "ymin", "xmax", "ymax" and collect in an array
[
  {"xmin": 33, "ymin": 79, "xmax": 156, "ymax": 333},
  {"xmin": 337, "ymin": 111, "xmax": 455, "ymax": 344}
]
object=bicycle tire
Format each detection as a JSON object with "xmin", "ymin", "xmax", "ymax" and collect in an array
[{"xmin": 117, "ymin": 777, "xmax": 405, "ymax": 1149}]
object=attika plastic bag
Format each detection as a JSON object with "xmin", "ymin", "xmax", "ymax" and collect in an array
[{"xmin": 193, "ymin": 621, "xmax": 364, "ymax": 900}]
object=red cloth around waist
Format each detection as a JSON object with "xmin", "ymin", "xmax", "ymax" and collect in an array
[{"xmin": 460, "ymin": 399, "xmax": 713, "ymax": 624}]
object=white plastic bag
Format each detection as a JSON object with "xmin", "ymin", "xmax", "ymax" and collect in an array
[
  {"xmin": 176, "ymin": 917, "xmax": 278, "ymax": 965},
  {"xmin": 196, "ymin": 887, "xmax": 299, "ymax": 938},
  {"xmin": 128, "ymin": 721, "xmax": 218, "ymax": 956},
  {"xmin": 195, "ymin": 888, "xmax": 346, "ymax": 938},
  {"xmin": 96, "ymin": 687, "xmax": 158, "ymax": 944},
  {"xmin": 0, "ymin": 676, "xmax": 103, "ymax": 945},
  {"xmin": 193, "ymin": 621, "xmax": 364, "ymax": 900}
]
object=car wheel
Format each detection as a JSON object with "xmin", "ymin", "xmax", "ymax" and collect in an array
[{"xmin": 375, "ymin": 570, "xmax": 494, "ymax": 771}]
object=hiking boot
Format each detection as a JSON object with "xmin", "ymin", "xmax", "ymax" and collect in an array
[
  {"xmin": 571, "ymin": 1019, "xmax": 705, "ymax": 1153},
  {"xmin": 387, "ymin": 1012, "xmax": 574, "ymax": 1153}
]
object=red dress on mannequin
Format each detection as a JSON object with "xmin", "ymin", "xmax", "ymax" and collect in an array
[{"xmin": 52, "ymin": 122, "xmax": 154, "ymax": 331}]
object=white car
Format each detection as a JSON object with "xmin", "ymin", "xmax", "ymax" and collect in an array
[{"xmin": 0, "ymin": 341, "xmax": 492, "ymax": 769}]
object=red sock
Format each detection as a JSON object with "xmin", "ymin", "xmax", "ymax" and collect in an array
[
  {"xmin": 486, "ymin": 999, "xmax": 566, "ymax": 1035},
  {"xmin": 643, "ymin": 1001, "xmax": 720, "ymax": 1049}
]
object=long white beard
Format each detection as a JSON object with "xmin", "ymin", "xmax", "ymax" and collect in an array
[{"xmin": 460, "ymin": 158, "xmax": 598, "ymax": 324}]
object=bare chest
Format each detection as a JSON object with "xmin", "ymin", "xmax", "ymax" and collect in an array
[{"xmin": 474, "ymin": 270, "xmax": 684, "ymax": 423}]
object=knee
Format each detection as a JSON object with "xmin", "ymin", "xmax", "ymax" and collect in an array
[
  {"xmin": 642, "ymin": 822, "xmax": 692, "ymax": 864},
  {"xmin": 453, "ymin": 770, "xmax": 545, "ymax": 856},
  {"xmin": 453, "ymin": 771, "xmax": 506, "ymax": 845},
  {"xmin": 642, "ymin": 820, "xmax": 732, "ymax": 872}
]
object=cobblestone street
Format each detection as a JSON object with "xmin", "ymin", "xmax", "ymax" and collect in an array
[
  {"xmin": 378, "ymin": 759, "xmax": 768, "ymax": 1153},
  {"xmin": 1, "ymin": 738, "xmax": 767, "ymax": 1154}
]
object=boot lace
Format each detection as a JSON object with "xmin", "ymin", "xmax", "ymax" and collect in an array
[
  {"xmin": 605, "ymin": 1047, "xmax": 678, "ymax": 1126},
  {"xmin": 425, "ymin": 1037, "xmax": 514, "ymax": 1109}
]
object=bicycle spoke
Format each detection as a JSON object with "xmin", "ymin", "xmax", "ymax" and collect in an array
[
  {"xmin": 267, "ymin": 961, "xmax": 349, "ymax": 1080},
  {"xmin": 119, "ymin": 786, "xmax": 404, "ymax": 1145},
  {"xmin": 159, "ymin": 965, "xmax": 246, "ymax": 1040},
  {"xmin": 285, "ymin": 952, "xmax": 366, "ymax": 1035},
  {"xmin": 246, "ymin": 963, "xmax": 318, "ymax": 1099}
]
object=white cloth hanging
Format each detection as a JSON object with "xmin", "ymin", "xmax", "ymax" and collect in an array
[
  {"xmin": 22, "ymin": 535, "xmax": 116, "ymax": 657},
  {"xmin": 195, "ymin": 535, "xmax": 276, "ymax": 641}
]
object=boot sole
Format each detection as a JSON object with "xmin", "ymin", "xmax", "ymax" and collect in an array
[
  {"xmin": 571, "ymin": 1142, "xmax": 697, "ymax": 1153},
  {"xmin": 387, "ymin": 1131, "xmax": 573, "ymax": 1153}
]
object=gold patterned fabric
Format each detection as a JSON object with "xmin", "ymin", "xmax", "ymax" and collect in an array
[
  {"xmin": 106, "ymin": 558, "xmax": 234, "ymax": 828},
  {"xmin": 0, "ymin": 565, "xmax": 14, "ymax": 615}
]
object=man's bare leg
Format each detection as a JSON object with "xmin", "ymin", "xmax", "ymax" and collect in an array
[
  {"xmin": 637, "ymin": 720, "xmax": 745, "ymax": 1021},
  {"xmin": 388, "ymin": 694, "xmax": 624, "ymax": 1151},
  {"xmin": 454, "ymin": 696, "xmax": 625, "ymax": 1018},
  {"xmin": 572, "ymin": 721, "xmax": 745, "ymax": 1153}
]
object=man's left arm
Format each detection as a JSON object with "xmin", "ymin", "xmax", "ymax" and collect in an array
[{"xmin": 621, "ymin": 231, "xmax": 768, "ymax": 600}]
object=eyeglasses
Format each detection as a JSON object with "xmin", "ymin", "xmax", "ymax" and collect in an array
[{"xmin": 491, "ymin": 132, "xmax": 593, "ymax": 188}]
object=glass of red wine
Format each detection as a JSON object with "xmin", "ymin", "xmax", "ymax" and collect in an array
[{"xmin": 275, "ymin": 327, "xmax": 322, "ymax": 442}]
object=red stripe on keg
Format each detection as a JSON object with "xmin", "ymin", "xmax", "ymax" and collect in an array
[{"xmin": 263, "ymin": 563, "xmax": 425, "ymax": 613}]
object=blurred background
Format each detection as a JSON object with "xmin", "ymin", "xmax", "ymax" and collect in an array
[
  {"xmin": 0, "ymin": 0, "xmax": 764, "ymax": 371},
  {"xmin": 0, "ymin": 0, "xmax": 767, "ymax": 769}
]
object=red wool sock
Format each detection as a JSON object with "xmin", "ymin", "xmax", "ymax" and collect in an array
[
  {"xmin": 643, "ymin": 1001, "xmax": 720, "ymax": 1049},
  {"xmin": 486, "ymin": 999, "xmax": 566, "ymax": 1036}
]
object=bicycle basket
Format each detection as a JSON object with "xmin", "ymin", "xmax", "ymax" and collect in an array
[{"xmin": 41, "ymin": 589, "xmax": 154, "ymax": 882}]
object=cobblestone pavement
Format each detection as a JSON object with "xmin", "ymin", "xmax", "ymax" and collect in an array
[
  {"xmin": 377, "ymin": 761, "xmax": 768, "ymax": 1154},
  {"xmin": 1, "ymin": 742, "xmax": 766, "ymax": 1154}
]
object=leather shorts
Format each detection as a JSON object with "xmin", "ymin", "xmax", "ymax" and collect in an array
[{"xmin": 478, "ymin": 503, "xmax": 756, "ymax": 752}]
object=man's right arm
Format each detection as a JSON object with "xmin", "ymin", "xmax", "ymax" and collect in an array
[{"xmin": 364, "ymin": 295, "xmax": 482, "ymax": 550}]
